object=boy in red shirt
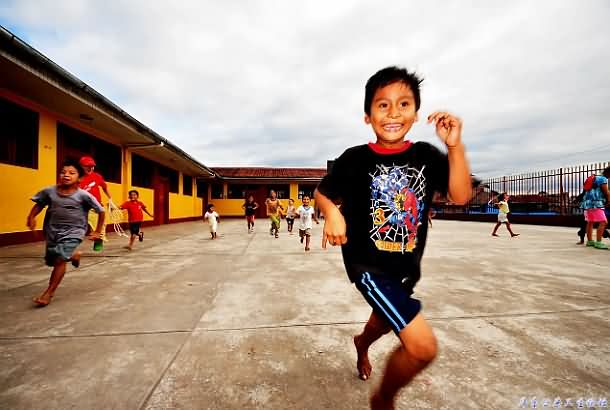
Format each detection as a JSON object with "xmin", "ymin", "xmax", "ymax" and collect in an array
[
  {"xmin": 120, "ymin": 190, "xmax": 153, "ymax": 250},
  {"xmin": 79, "ymin": 156, "xmax": 114, "ymax": 242}
]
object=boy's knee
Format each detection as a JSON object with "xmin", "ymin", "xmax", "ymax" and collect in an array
[{"xmin": 405, "ymin": 335, "xmax": 438, "ymax": 364}]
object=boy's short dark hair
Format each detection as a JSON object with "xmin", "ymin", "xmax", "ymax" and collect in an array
[
  {"xmin": 364, "ymin": 66, "xmax": 423, "ymax": 116},
  {"xmin": 61, "ymin": 158, "xmax": 84, "ymax": 177},
  {"xmin": 302, "ymin": 195, "xmax": 310, "ymax": 200},
  {"xmin": 128, "ymin": 189, "xmax": 139, "ymax": 196},
  {"xmin": 207, "ymin": 204, "xmax": 214, "ymax": 211}
]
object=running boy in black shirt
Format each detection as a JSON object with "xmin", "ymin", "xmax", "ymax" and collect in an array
[{"xmin": 315, "ymin": 66, "xmax": 471, "ymax": 409}]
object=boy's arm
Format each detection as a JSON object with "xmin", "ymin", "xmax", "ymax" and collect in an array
[
  {"xmin": 26, "ymin": 204, "xmax": 45, "ymax": 230},
  {"xmin": 143, "ymin": 206, "xmax": 154, "ymax": 218},
  {"xmin": 428, "ymin": 111, "xmax": 472, "ymax": 205},
  {"xmin": 90, "ymin": 211, "xmax": 106, "ymax": 240},
  {"xmin": 312, "ymin": 209, "xmax": 320, "ymax": 224},
  {"xmin": 314, "ymin": 189, "xmax": 346, "ymax": 248}
]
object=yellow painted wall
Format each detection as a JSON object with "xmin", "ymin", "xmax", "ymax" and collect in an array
[
  {"xmin": 212, "ymin": 183, "xmax": 317, "ymax": 216},
  {"xmin": 0, "ymin": 96, "xmax": 204, "ymax": 240},
  {"xmin": 0, "ymin": 113, "xmax": 57, "ymax": 233},
  {"xmin": 169, "ymin": 193, "xmax": 202, "ymax": 219}
]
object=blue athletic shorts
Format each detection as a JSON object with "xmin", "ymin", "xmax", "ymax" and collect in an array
[
  {"xmin": 45, "ymin": 239, "xmax": 82, "ymax": 267},
  {"xmin": 354, "ymin": 271, "xmax": 421, "ymax": 335}
]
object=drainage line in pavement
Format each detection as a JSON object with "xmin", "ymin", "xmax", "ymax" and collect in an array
[
  {"xmin": 1, "ymin": 306, "xmax": 607, "ymax": 341},
  {"xmin": 197, "ymin": 305, "xmax": 610, "ymax": 332},
  {"xmin": 0, "ymin": 329, "xmax": 192, "ymax": 341}
]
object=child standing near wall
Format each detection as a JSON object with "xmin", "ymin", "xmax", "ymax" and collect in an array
[
  {"xmin": 27, "ymin": 159, "xmax": 105, "ymax": 306},
  {"xmin": 120, "ymin": 190, "xmax": 153, "ymax": 251},
  {"xmin": 204, "ymin": 204, "xmax": 220, "ymax": 239}
]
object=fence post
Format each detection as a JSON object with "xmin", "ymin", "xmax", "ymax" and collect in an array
[{"xmin": 559, "ymin": 167, "xmax": 564, "ymax": 215}]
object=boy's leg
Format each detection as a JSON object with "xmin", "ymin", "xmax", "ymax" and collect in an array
[
  {"xmin": 596, "ymin": 221, "xmax": 607, "ymax": 242},
  {"xmin": 127, "ymin": 234, "xmax": 136, "ymax": 249},
  {"xmin": 491, "ymin": 222, "xmax": 501, "ymax": 236},
  {"xmin": 305, "ymin": 233, "xmax": 311, "ymax": 251},
  {"xmin": 586, "ymin": 221, "xmax": 593, "ymax": 241},
  {"xmin": 34, "ymin": 259, "xmax": 67, "ymax": 306},
  {"xmin": 371, "ymin": 313, "xmax": 437, "ymax": 410},
  {"xmin": 505, "ymin": 222, "xmax": 519, "ymax": 237},
  {"xmin": 354, "ymin": 310, "xmax": 392, "ymax": 380}
]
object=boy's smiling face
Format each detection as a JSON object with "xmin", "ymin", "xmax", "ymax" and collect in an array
[{"xmin": 365, "ymin": 81, "xmax": 418, "ymax": 148}]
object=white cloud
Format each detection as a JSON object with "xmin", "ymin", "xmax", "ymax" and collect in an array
[{"xmin": 1, "ymin": 0, "xmax": 609, "ymax": 176}]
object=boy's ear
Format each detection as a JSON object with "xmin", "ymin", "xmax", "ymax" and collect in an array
[{"xmin": 364, "ymin": 114, "xmax": 371, "ymax": 124}]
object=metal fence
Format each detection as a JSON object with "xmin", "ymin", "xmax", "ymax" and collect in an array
[{"xmin": 437, "ymin": 161, "xmax": 610, "ymax": 217}]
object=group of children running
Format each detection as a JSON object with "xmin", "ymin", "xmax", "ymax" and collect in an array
[
  {"xmin": 238, "ymin": 191, "xmax": 319, "ymax": 251},
  {"xmin": 202, "ymin": 190, "xmax": 320, "ymax": 251}
]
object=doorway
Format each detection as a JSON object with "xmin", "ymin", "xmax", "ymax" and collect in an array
[{"xmin": 153, "ymin": 176, "xmax": 170, "ymax": 225}]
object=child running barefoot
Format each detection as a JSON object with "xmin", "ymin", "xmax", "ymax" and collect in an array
[
  {"xmin": 120, "ymin": 190, "xmax": 153, "ymax": 251},
  {"xmin": 490, "ymin": 193, "xmax": 519, "ymax": 237},
  {"xmin": 27, "ymin": 159, "xmax": 105, "ymax": 307},
  {"xmin": 242, "ymin": 195, "xmax": 259, "ymax": 233},
  {"xmin": 286, "ymin": 198, "xmax": 297, "ymax": 234},
  {"xmin": 204, "ymin": 204, "xmax": 220, "ymax": 239},
  {"xmin": 315, "ymin": 66, "xmax": 472, "ymax": 409},
  {"xmin": 297, "ymin": 195, "xmax": 319, "ymax": 251},
  {"xmin": 265, "ymin": 190, "xmax": 284, "ymax": 238}
]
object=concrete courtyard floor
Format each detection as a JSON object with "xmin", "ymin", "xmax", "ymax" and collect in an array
[{"xmin": 0, "ymin": 219, "xmax": 609, "ymax": 410}]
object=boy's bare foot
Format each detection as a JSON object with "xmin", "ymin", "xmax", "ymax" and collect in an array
[
  {"xmin": 305, "ymin": 247, "xmax": 310, "ymax": 251},
  {"xmin": 491, "ymin": 233, "xmax": 499, "ymax": 237},
  {"xmin": 370, "ymin": 392, "xmax": 394, "ymax": 410},
  {"xmin": 123, "ymin": 246, "xmax": 132, "ymax": 251},
  {"xmin": 354, "ymin": 335, "xmax": 372, "ymax": 381},
  {"xmin": 71, "ymin": 251, "xmax": 81, "ymax": 268},
  {"xmin": 511, "ymin": 233, "xmax": 520, "ymax": 237},
  {"xmin": 33, "ymin": 292, "xmax": 52, "ymax": 307}
]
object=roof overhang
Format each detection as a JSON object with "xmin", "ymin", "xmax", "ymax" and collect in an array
[{"xmin": 0, "ymin": 26, "xmax": 215, "ymax": 179}]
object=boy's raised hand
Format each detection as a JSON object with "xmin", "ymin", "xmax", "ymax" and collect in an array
[
  {"xmin": 26, "ymin": 217, "xmax": 36, "ymax": 231},
  {"xmin": 428, "ymin": 111, "xmax": 462, "ymax": 148},
  {"xmin": 322, "ymin": 209, "xmax": 347, "ymax": 249}
]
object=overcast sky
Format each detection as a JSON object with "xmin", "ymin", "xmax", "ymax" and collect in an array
[{"xmin": 1, "ymin": 1, "xmax": 609, "ymax": 177}]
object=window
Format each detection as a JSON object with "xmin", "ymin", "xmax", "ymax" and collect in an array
[
  {"xmin": 196, "ymin": 180, "xmax": 208, "ymax": 199},
  {"xmin": 211, "ymin": 183, "xmax": 224, "ymax": 199},
  {"xmin": 159, "ymin": 166, "xmax": 179, "ymax": 193},
  {"xmin": 0, "ymin": 97, "xmax": 39, "ymax": 169},
  {"xmin": 268, "ymin": 184, "xmax": 290, "ymax": 199},
  {"xmin": 57, "ymin": 122, "xmax": 121, "ymax": 182},
  {"xmin": 183, "ymin": 175, "xmax": 193, "ymax": 196},
  {"xmin": 298, "ymin": 184, "xmax": 317, "ymax": 200},
  {"xmin": 227, "ymin": 184, "xmax": 258, "ymax": 199},
  {"xmin": 131, "ymin": 153, "xmax": 155, "ymax": 188}
]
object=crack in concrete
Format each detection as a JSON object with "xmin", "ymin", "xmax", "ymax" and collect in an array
[{"xmin": 2, "ymin": 305, "xmax": 607, "ymax": 341}]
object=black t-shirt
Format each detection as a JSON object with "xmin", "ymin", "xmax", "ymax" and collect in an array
[
  {"xmin": 317, "ymin": 141, "xmax": 449, "ymax": 286},
  {"xmin": 245, "ymin": 203, "xmax": 257, "ymax": 216}
]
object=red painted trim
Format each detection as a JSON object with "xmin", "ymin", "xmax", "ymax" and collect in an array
[
  {"xmin": 0, "ymin": 230, "xmax": 45, "ymax": 247},
  {"xmin": 0, "ymin": 217, "xmax": 204, "ymax": 247},
  {"xmin": 367, "ymin": 141, "xmax": 412, "ymax": 155}
]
